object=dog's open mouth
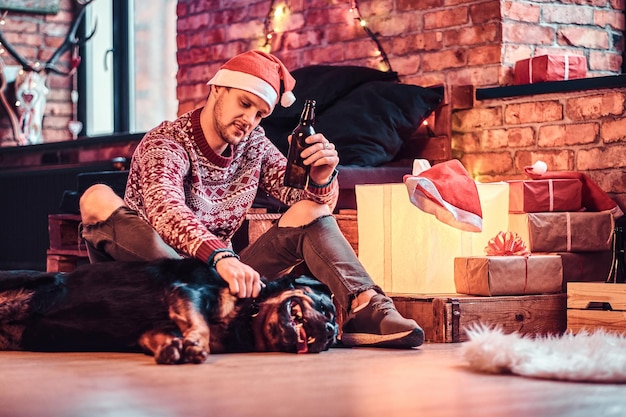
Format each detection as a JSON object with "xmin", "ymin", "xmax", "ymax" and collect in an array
[{"xmin": 289, "ymin": 299, "xmax": 315, "ymax": 353}]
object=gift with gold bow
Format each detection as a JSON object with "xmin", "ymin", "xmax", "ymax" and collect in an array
[{"xmin": 454, "ymin": 231, "xmax": 562, "ymax": 296}]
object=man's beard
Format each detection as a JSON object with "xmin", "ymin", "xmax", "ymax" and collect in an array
[{"xmin": 213, "ymin": 98, "xmax": 248, "ymax": 146}]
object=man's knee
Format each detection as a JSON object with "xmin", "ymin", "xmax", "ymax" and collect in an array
[
  {"xmin": 80, "ymin": 184, "xmax": 125, "ymax": 224},
  {"xmin": 278, "ymin": 200, "xmax": 332, "ymax": 227}
]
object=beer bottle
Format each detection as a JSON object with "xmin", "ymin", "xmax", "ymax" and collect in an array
[{"xmin": 284, "ymin": 99, "xmax": 316, "ymax": 189}]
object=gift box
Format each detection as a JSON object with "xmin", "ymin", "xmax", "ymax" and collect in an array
[
  {"xmin": 508, "ymin": 179, "xmax": 582, "ymax": 213},
  {"xmin": 514, "ymin": 55, "xmax": 587, "ymax": 85},
  {"xmin": 508, "ymin": 211, "xmax": 614, "ymax": 252},
  {"xmin": 554, "ymin": 251, "xmax": 613, "ymax": 291},
  {"xmin": 356, "ymin": 182, "xmax": 509, "ymax": 293},
  {"xmin": 454, "ymin": 255, "xmax": 563, "ymax": 296}
]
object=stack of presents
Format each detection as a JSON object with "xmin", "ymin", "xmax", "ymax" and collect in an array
[{"xmin": 355, "ymin": 159, "xmax": 624, "ymax": 340}]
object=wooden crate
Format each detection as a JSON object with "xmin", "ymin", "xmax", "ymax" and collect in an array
[
  {"xmin": 567, "ymin": 282, "xmax": 626, "ymax": 335},
  {"xmin": 246, "ymin": 209, "xmax": 358, "ymax": 255},
  {"xmin": 48, "ymin": 213, "xmax": 86, "ymax": 252},
  {"xmin": 391, "ymin": 292, "xmax": 567, "ymax": 343},
  {"xmin": 47, "ymin": 213, "xmax": 89, "ymax": 272}
]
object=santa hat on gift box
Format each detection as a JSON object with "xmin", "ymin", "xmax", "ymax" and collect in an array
[
  {"xmin": 207, "ymin": 50, "xmax": 296, "ymax": 113},
  {"xmin": 525, "ymin": 161, "xmax": 624, "ymax": 219},
  {"xmin": 404, "ymin": 159, "xmax": 483, "ymax": 232}
]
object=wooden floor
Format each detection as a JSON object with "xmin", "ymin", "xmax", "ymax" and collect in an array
[{"xmin": 1, "ymin": 343, "xmax": 624, "ymax": 417}]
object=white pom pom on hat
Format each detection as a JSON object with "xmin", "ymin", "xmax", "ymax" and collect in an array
[{"xmin": 207, "ymin": 50, "xmax": 297, "ymax": 113}]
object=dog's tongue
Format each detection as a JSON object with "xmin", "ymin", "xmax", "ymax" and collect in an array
[{"xmin": 296, "ymin": 324, "xmax": 308, "ymax": 354}]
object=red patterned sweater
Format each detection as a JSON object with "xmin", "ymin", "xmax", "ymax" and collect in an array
[{"xmin": 124, "ymin": 108, "xmax": 339, "ymax": 263}]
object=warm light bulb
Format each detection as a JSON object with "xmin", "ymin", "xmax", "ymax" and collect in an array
[
  {"xmin": 274, "ymin": 4, "xmax": 285, "ymax": 18},
  {"xmin": 359, "ymin": 19, "xmax": 367, "ymax": 27}
]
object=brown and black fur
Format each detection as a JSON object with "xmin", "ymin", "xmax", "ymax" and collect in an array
[{"xmin": 0, "ymin": 258, "xmax": 337, "ymax": 364}]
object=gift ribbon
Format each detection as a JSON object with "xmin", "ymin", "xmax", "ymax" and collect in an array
[
  {"xmin": 566, "ymin": 211, "xmax": 572, "ymax": 252},
  {"xmin": 548, "ymin": 179, "xmax": 554, "ymax": 211},
  {"xmin": 485, "ymin": 231, "xmax": 530, "ymax": 256},
  {"xmin": 523, "ymin": 257, "xmax": 529, "ymax": 295}
]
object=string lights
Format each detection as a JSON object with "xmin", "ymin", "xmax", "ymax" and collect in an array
[
  {"xmin": 349, "ymin": 0, "xmax": 392, "ymax": 72},
  {"xmin": 261, "ymin": 0, "xmax": 290, "ymax": 53},
  {"xmin": 261, "ymin": 0, "xmax": 392, "ymax": 72}
]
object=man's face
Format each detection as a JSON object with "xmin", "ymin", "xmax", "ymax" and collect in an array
[{"xmin": 212, "ymin": 86, "xmax": 272, "ymax": 146}]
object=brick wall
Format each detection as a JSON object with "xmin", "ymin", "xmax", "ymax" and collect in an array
[
  {"xmin": 0, "ymin": 0, "xmax": 77, "ymax": 145},
  {"xmin": 453, "ymin": 87, "xmax": 626, "ymax": 209},
  {"xmin": 176, "ymin": 0, "xmax": 626, "ymax": 206}
]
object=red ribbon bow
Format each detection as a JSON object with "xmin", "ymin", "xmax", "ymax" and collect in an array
[{"xmin": 484, "ymin": 231, "xmax": 530, "ymax": 256}]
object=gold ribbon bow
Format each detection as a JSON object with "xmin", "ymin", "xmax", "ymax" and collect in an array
[{"xmin": 484, "ymin": 231, "xmax": 530, "ymax": 256}]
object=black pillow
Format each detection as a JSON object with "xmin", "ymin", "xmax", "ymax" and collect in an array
[
  {"xmin": 260, "ymin": 65, "xmax": 443, "ymax": 166},
  {"xmin": 316, "ymin": 82, "xmax": 443, "ymax": 166},
  {"xmin": 261, "ymin": 65, "xmax": 399, "ymax": 155}
]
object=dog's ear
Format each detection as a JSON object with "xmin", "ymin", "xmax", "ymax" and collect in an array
[{"xmin": 292, "ymin": 275, "xmax": 333, "ymax": 298}]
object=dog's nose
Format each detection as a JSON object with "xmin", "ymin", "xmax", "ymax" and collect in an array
[{"xmin": 326, "ymin": 322, "xmax": 337, "ymax": 341}]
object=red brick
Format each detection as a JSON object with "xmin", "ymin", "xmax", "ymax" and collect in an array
[
  {"xmin": 467, "ymin": 45, "xmax": 502, "ymax": 65},
  {"xmin": 421, "ymin": 49, "xmax": 468, "ymax": 71},
  {"xmin": 424, "ymin": 7, "xmax": 469, "ymax": 30},
  {"xmin": 557, "ymin": 27, "xmax": 609, "ymax": 49},
  {"xmin": 481, "ymin": 127, "xmax": 534, "ymax": 149},
  {"xmin": 594, "ymin": 9, "xmax": 626, "ymax": 30},
  {"xmin": 452, "ymin": 132, "xmax": 481, "ymax": 153},
  {"xmin": 503, "ymin": 1, "xmax": 540, "ymax": 22},
  {"xmin": 601, "ymin": 117, "xmax": 626, "ymax": 143},
  {"xmin": 503, "ymin": 22, "xmax": 555, "ymax": 44},
  {"xmin": 538, "ymin": 123, "xmax": 598, "ymax": 147},
  {"xmin": 399, "ymin": 0, "xmax": 442, "ymax": 10},
  {"xmin": 566, "ymin": 92, "xmax": 625, "ymax": 120},
  {"xmin": 577, "ymin": 146, "xmax": 626, "ymax": 170},
  {"xmin": 589, "ymin": 51, "xmax": 624, "ymax": 72},
  {"xmin": 469, "ymin": 0, "xmax": 501, "ymax": 24},
  {"xmin": 591, "ymin": 170, "xmax": 626, "ymax": 194},
  {"xmin": 452, "ymin": 107, "xmax": 502, "ymax": 132},
  {"xmin": 504, "ymin": 101, "xmax": 563, "ymax": 124},
  {"xmin": 443, "ymin": 22, "xmax": 500, "ymax": 46},
  {"xmin": 543, "ymin": 4, "xmax": 594, "ymax": 25}
]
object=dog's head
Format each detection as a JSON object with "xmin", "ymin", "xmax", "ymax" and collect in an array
[{"xmin": 251, "ymin": 275, "xmax": 337, "ymax": 353}]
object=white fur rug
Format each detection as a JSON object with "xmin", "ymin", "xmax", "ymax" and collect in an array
[{"xmin": 460, "ymin": 325, "xmax": 626, "ymax": 383}]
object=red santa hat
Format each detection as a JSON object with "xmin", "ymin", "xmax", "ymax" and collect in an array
[
  {"xmin": 207, "ymin": 50, "xmax": 296, "ymax": 112},
  {"xmin": 404, "ymin": 159, "xmax": 483, "ymax": 232}
]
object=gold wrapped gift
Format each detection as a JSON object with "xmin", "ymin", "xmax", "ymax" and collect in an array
[{"xmin": 454, "ymin": 255, "xmax": 563, "ymax": 296}]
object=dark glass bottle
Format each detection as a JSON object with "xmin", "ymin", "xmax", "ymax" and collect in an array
[
  {"xmin": 607, "ymin": 226, "xmax": 626, "ymax": 283},
  {"xmin": 284, "ymin": 99, "xmax": 316, "ymax": 189}
]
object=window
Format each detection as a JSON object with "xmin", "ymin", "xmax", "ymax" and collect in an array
[{"xmin": 81, "ymin": 0, "xmax": 178, "ymax": 136}]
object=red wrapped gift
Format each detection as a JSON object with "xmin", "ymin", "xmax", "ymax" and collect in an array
[
  {"xmin": 508, "ymin": 211, "xmax": 615, "ymax": 252},
  {"xmin": 514, "ymin": 55, "xmax": 587, "ymax": 85},
  {"xmin": 553, "ymin": 251, "xmax": 613, "ymax": 291},
  {"xmin": 508, "ymin": 179, "xmax": 583, "ymax": 213}
]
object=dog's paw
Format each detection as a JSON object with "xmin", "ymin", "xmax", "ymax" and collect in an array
[
  {"xmin": 183, "ymin": 339, "xmax": 209, "ymax": 364},
  {"xmin": 155, "ymin": 337, "xmax": 184, "ymax": 365}
]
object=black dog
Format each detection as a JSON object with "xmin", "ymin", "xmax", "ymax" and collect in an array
[{"xmin": 0, "ymin": 258, "xmax": 338, "ymax": 364}]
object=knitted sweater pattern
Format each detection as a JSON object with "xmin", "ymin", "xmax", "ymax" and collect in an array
[{"xmin": 124, "ymin": 108, "xmax": 338, "ymax": 262}]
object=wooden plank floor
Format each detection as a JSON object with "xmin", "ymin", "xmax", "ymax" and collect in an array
[{"xmin": 1, "ymin": 343, "xmax": 624, "ymax": 417}]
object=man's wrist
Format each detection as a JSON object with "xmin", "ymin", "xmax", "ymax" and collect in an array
[
  {"xmin": 309, "ymin": 169, "xmax": 338, "ymax": 188},
  {"xmin": 207, "ymin": 248, "xmax": 238, "ymax": 267}
]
